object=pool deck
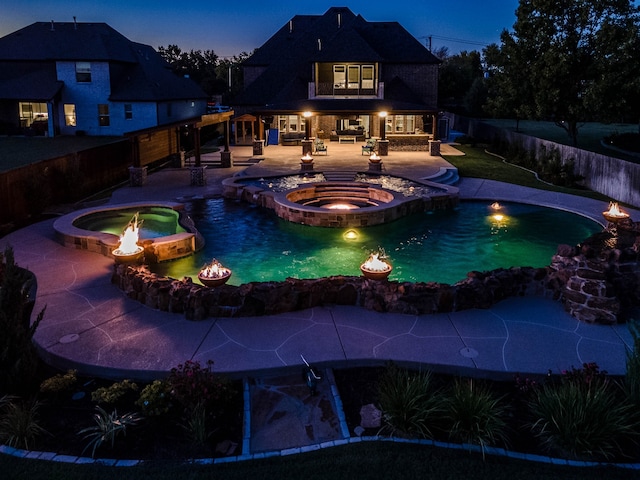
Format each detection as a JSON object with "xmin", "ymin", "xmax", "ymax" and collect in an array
[{"xmin": 2, "ymin": 142, "xmax": 638, "ymax": 383}]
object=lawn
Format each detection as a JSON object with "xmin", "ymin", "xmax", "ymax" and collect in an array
[
  {"xmin": 479, "ymin": 119, "xmax": 638, "ymax": 161},
  {"xmin": 0, "ymin": 441, "xmax": 633, "ymax": 480},
  {"xmin": 441, "ymin": 144, "xmax": 611, "ymax": 202}
]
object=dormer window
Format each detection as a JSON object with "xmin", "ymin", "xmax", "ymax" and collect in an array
[{"xmin": 75, "ymin": 62, "xmax": 91, "ymax": 82}]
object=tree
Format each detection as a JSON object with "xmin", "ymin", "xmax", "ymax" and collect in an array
[
  {"xmin": 157, "ymin": 45, "xmax": 220, "ymax": 96},
  {"xmin": 438, "ymin": 50, "xmax": 484, "ymax": 112},
  {"xmin": 488, "ymin": 0, "xmax": 640, "ymax": 146}
]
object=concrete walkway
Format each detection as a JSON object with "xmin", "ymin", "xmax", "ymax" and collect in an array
[{"xmin": 1, "ymin": 143, "xmax": 637, "ymax": 383}]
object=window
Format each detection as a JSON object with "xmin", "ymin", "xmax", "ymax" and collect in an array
[
  {"xmin": 361, "ymin": 65, "xmax": 374, "ymax": 89},
  {"xmin": 347, "ymin": 65, "xmax": 360, "ymax": 89},
  {"xmin": 64, "ymin": 104, "xmax": 76, "ymax": 126},
  {"xmin": 19, "ymin": 102, "xmax": 47, "ymax": 127},
  {"xmin": 124, "ymin": 104, "xmax": 132, "ymax": 120},
  {"xmin": 75, "ymin": 62, "xmax": 91, "ymax": 82},
  {"xmin": 98, "ymin": 104, "xmax": 110, "ymax": 126},
  {"xmin": 387, "ymin": 115, "xmax": 417, "ymax": 134},
  {"xmin": 333, "ymin": 65, "xmax": 346, "ymax": 89}
]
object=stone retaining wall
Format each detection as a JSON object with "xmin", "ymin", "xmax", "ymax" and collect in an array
[{"xmin": 112, "ymin": 222, "xmax": 640, "ymax": 324}]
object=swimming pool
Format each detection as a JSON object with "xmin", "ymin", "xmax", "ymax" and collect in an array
[{"xmin": 151, "ymin": 198, "xmax": 602, "ymax": 286}]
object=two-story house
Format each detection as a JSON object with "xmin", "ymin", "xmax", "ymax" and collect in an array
[
  {"xmin": 234, "ymin": 7, "xmax": 441, "ymax": 147},
  {"xmin": 0, "ymin": 21, "xmax": 207, "ymax": 137}
]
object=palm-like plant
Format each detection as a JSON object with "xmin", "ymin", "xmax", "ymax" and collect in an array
[
  {"xmin": 78, "ymin": 405, "xmax": 141, "ymax": 458},
  {"xmin": 377, "ymin": 363, "xmax": 443, "ymax": 438},
  {"xmin": 528, "ymin": 375, "xmax": 638, "ymax": 460},
  {"xmin": 444, "ymin": 378, "xmax": 509, "ymax": 458},
  {"xmin": 0, "ymin": 397, "xmax": 48, "ymax": 450}
]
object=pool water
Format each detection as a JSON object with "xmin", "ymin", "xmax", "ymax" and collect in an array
[
  {"xmin": 73, "ymin": 207, "xmax": 187, "ymax": 239},
  {"xmin": 152, "ymin": 198, "xmax": 601, "ymax": 286}
]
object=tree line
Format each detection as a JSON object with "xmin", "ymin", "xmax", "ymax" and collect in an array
[{"xmin": 437, "ymin": 0, "xmax": 640, "ymax": 147}]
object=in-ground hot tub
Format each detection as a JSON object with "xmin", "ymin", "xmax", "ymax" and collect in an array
[
  {"xmin": 53, "ymin": 202, "xmax": 204, "ymax": 262},
  {"xmin": 222, "ymin": 173, "xmax": 459, "ymax": 227}
]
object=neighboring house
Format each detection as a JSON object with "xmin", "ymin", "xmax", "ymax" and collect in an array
[
  {"xmin": 234, "ymin": 7, "xmax": 441, "ymax": 146},
  {"xmin": 0, "ymin": 21, "xmax": 207, "ymax": 137}
]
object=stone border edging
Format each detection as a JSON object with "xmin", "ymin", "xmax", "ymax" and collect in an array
[{"xmin": 1, "ymin": 367, "xmax": 639, "ymax": 471}]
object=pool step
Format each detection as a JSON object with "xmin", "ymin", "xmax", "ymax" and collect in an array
[
  {"xmin": 322, "ymin": 171, "xmax": 358, "ymax": 182},
  {"xmin": 424, "ymin": 167, "xmax": 459, "ymax": 185}
]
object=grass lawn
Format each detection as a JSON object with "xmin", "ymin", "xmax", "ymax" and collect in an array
[
  {"xmin": 0, "ymin": 442, "xmax": 632, "ymax": 480},
  {"xmin": 0, "ymin": 136, "xmax": 123, "ymax": 173},
  {"xmin": 479, "ymin": 119, "xmax": 638, "ymax": 161},
  {"xmin": 442, "ymin": 144, "xmax": 611, "ymax": 202}
]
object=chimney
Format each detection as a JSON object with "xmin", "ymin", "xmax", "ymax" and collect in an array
[
  {"xmin": 73, "ymin": 16, "xmax": 77, "ymax": 29},
  {"xmin": 317, "ymin": 38, "xmax": 321, "ymax": 51},
  {"xmin": 289, "ymin": 20, "xmax": 293, "ymax": 34},
  {"xmin": 50, "ymin": 20, "xmax": 54, "ymax": 31},
  {"xmin": 337, "ymin": 13, "xmax": 341, "ymax": 28}
]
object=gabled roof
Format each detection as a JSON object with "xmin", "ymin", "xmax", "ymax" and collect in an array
[
  {"xmin": 237, "ymin": 7, "xmax": 439, "ymax": 109},
  {"xmin": 0, "ymin": 22, "xmax": 138, "ymax": 62},
  {"xmin": 109, "ymin": 43, "xmax": 206, "ymax": 101},
  {"xmin": 0, "ymin": 22, "xmax": 207, "ymax": 102}
]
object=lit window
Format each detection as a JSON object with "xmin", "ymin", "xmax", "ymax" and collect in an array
[
  {"xmin": 98, "ymin": 104, "xmax": 110, "ymax": 126},
  {"xmin": 64, "ymin": 104, "xmax": 76, "ymax": 126},
  {"xmin": 75, "ymin": 62, "xmax": 91, "ymax": 82},
  {"xmin": 347, "ymin": 65, "xmax": 359, "ymax": 89},
  {"xmin": 333, "ymin": 65, "xmax": 346, "ymax": 89},
  {"xmin": 362, "ymin": 65, "xmax": 374, "ymax": 89},
  {"xmin": 124, "ymin": 104, "xmax": 132, "ymax": 120}
]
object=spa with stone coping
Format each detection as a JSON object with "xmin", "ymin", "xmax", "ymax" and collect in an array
[
  {"xmin": 223, "ymin": 175, "xmax": 459, "ymax": 227},
  {"xmin": 53, "ymin": 202, "xmax": 204, "ymax": 262}
]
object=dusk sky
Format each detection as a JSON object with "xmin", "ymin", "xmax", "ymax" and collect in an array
[{"xmin": 1, "ymin": 0, "xmax": 522, "ymax": 57}]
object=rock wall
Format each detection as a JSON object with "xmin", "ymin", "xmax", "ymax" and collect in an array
[
  {"xmin": 112, "ymin": 264, "xmax": 549, "ymax": 321},
  {"xmin": 111, "ymin": 224, "xmax": 640, "ymax": 324}
]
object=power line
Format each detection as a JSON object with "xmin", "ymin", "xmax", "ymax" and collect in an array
[{"xmin": 419, "ymin": 34, "xmax": 492, "ymax": 50}]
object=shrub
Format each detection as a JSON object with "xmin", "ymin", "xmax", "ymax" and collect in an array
[
  {"xmin": 443, "ymin": 378, "xmax": 509, "ymax": 458},
  {"xmin": 528, "ymin": 363, "xmax": 638, "ymax": 460},
  {"xmin": 0, "ymin": 398, "xmax": 48, "ymax": 450},
  {"xmin": 39, "ymin": 369, "xmax": 78, "ymax": 395},
  {"xmin": 626, "ymin": 318, "xmax": 640, "ymax": 407},
  {"xmin": 91, "ymin": 379, "xmax": 138, "ymax": 405},
  {"xmin": 377, "ymin": 363, "xmax": 443, "ymax": 438},
  {"xmin": 0, "ymin": 246, "xmax": 45, "ymax": 395},
  {"xmin": 136, "ymin": 379, "xmax": 173, "ymax": 417},
  {"xmin": 167, "ymin": 360, "xmax": 235, "ymax": 412},
  {"xmin": 181, "ymin": 402, "xmax": 211, "ymax": 445},
  {"xmin": 78, "ymin": 406, "xmax": 141, "ymax": 458}
]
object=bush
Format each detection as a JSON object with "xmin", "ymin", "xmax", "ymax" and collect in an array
[
  {"xmin": 167, "ymin": 360, "xmax": 235, "ymax": 412},
  {"xmin": 377, "ymin": 363, "xmax": 443, "ymax": 438},
  {"xmin": 0, "ymin": 246, "xmax": 45, "ymax": 395},
  {"xmin": 443, "ymin": 378, "xmax": 509, "ymax": 457},
  {"xmin": 91, "ymin": 379, "xmax": 138, "ymax": 405},
  {"xmin": 626, "ymin": 318, "xmax": 640, "ymax": 407},
  {"xmin": 527, "ymin": 363, "xmax": 638, "ymax": 460},
  {"xmin": 135, "ymin": 379, "xmax": 173, "ymax": 417},
  {"xmin": 0, "ymin": 397, "xmax": 48, "ymax": 450},
  {"xmin": 39, "ymin": 369, "xmax": 78, "ymax": 395}
]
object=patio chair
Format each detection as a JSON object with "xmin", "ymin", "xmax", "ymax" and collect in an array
[
  {"xmin": 314, "ymin": 138, "xmax": 328, "ymax": 155},
  {"xmin": 361, "ymin": 139, "xmax": 376, "ymax": 155}
]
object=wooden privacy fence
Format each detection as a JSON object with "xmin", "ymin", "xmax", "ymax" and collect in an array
[
  {"xmin": 0, "ymin": 139, "xmax": 131, "ymax": 228},
  {"xmin": 448, "ymin": 114, "xmax": 640, "ymax": 208}
]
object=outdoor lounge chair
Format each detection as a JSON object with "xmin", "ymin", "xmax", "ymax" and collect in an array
[
  {"xmin": 361, "ymin": 139, "xmax": 376, "ymax": 155},
  {"xmin": 314, "ymin": 138, "xmax": 327, "ymax": 155}
]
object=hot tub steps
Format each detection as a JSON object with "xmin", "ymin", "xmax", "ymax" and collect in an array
[{"xmin": 322, "ymin": 171, "xmax": 358, "ymax": 182}]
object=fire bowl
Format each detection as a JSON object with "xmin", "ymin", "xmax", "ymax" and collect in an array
[
  {"xmin": 198, "ymin": 271, "xmax": 232, "ymax": 287},
  {"xmin": 112, "ymin": 248, "xmax": 144, "ymax": 264},
  {"xmin": 360, "ymin": 264, "xmax": 392, "ymax": 281},
  {"xmin": 603, "ymin": 212, "xmax": 629, "ymax": 224}
]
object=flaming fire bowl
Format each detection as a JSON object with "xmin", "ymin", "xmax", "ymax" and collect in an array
[
  {"xmin": 198, "ymin": 271, "xmax": 232, "ymax": 287},
  {"xmin": 360, "ymin": 264, "xmax": 392, "ymax": 281}
]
